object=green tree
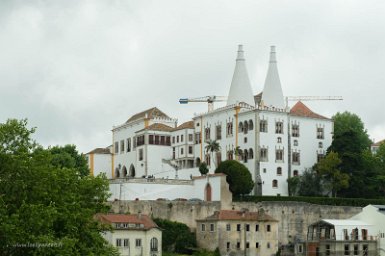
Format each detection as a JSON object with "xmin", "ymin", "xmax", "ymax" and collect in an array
[
  {"xmin": 153, "ymin": 218, "xmax": 196, "ymax": 254},
  {"xmin": 48, "ymin": 144, "xmax": 89, "ymax": 177},
  {"xmin": 298, "ymin": 168, "xmax": 322, "ymax": 196},
  {"xmin": 215, "ymin": 160, "xmax": 254, "ymax": 196},
  {"xmin": 205, "ymin": 140, "xmax": 221, "ymax": 168},
  {"xmin": 315, "ymin": 152, "xmax": 349, "ymax": 197},
  {"xmin": 287, "ymin": 176, "xmax": 301, "ymax": 196},
  {"xmin": 0, "ymin": 119, "xmax": 118, "ymax": 255},
  {"xmin": 199, "ymin": 162, "xmax": 209, "ymax": 176}
]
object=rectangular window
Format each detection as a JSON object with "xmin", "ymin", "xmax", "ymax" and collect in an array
[
  {"xmin": 216, "ymin": 125, "xmax": 222, "ymax": 140},
  {"xmin": 344, "ymin": 244, "xmax": 349, "ymax": 255},
  {"xmin": 189, "ymin": 146, "xmax": 193, "ymax": 154},
  {"xmin": 201, "ymin": 224, "xmax": 206, "ymax": 232},
  {"xmin": 256, "ymin": 225, "xmax": 259, "ymax": 232},
  {"xmin": 275, "ymin": 121, "xmax": 283, "ymax": 134},
  {"xmin": 139, "ymin": 149, "xmax": 143, "ymax": 161},
  {"xmin": 317, "ymin": 127, "xmax": 324, "ymax": 139},
  {"xmin": 267, "ymin": 224, "xmax": 271, "ymax": 232},
  {"xmin": 237, "ymin": 242, "xmax": 240, "ymax": 249},
  {"xmin": 226, "ymin": 224, "xmax": 231, "ymax": 231},
  {"xmin": 155, "ymin": 135, "xmax": 160, "ymax": 145},
  {"xmin": 298, "ymin": 245, "xmax": 303, "ymax": 253},
  {"xmin": 276, "ymin": 149, "xmax": 284, "ymax": 162},
  {"xmin": 363, "ymin": 245, "xmax": 368, "ymax": 256},
  {"xmin": 181, "ymin": 148, "xmax": 184, "ymax": 155},
  {"xmin": 260, "ymin": 120, "xmax": 268, "ymax": 133},
  {"xmin": 177, "ymin": 136, "xmax": 179, "ymax": 143},
  {"xmin": 205, "ymin": 128, "xmax": 211, "ymax": 141},
  {"xmin": 124, "ymin": 239, "xmax": 129, "ymax": 247},
  {"xmin": 120, "ymin": 140, "xmax": 124, "ymax": 153},
  {"xmin": 116, "ymin": 238, "xmax": 122, "ymax": 247},
  {"xmin": 292, "ymin": 152, "xmax": 300, "ymax": 165},
  {"xmin": 181, "ymin": 135, "xmax": 184, "ymax": 142},
  {"xmin": 127, "ymin": 138, "xmax": 131, "ymax": 152},
  {"xmin": 362, "ymin": 229, "xmax": 368, "ymax": 240},
  {"xmin": 317, "ymin": 153, "xmax": 325, "ymax": 163},
  {"xmin": 256, "ymin": 242, "xmax": 259, "ymax": 248},
  {"xmin": 114, "ymin": 142, "xmax": 119, "ymax": 154},
  {"xmin": 137, "ymin": 135, "xmax": 145, "ymax": 146},
  {"xmin": 246, "ymin": 224, "xmax": 250, "ymax": 231},
  {"xmin": 195, "ymin": 133, "xmax": 201, "ymax": 144},
  {"xmin": 326, "ymin": 244, "xmax": 330, "ymax": 256},
  {"xmin": 166, "ymin": 136, "xmax": 171, "ymax": 146},
  {"xmin": 133, "ymin": 136, "xmax": 137, "ymax": 149},
  {"xmin": 172, "ymin": 136, "xmax": 175, "ymax": 144},
  {"xmin": 260, "ymin": 148, "xmax": 268, "ymax": 161},
  {"xmin": 160, "ymin": 136, "xmax": 165, "ymax": 145},
  {"xmin": 210, "ymin": 223, "xmax": 214, "ymax": 232},
  {"xmin": 172, "ymin": 147, "xmax": 175, "ymax": 159},
  {"xmin": 135, "ymin": 239, "xmax": 141, "ymax": 247},
  {"xmin": 189, "ymin": 134, "xmax": 193, "ymax": 142},
  {"xmin": 237, "ymin": 224, "xmax": 241, "ymax": 231},
  {"xmin": 246, "ymin": 242, "xmax": 250, "ymax": 249},
  {"xmin": 292, "ymin": 124, "xmax": 300, "ymax": 137},
  {"xmin": 353, "ymin": 244, "xmax": 358, "ymax": 255},
  {"xmin": 343, "ymin": 229, "xmax": 349, "ymax": 240},
  {"xmin": 227, "ymin": 242, "xmax": 230, "ymax": 249},
  {"xmin": 149, "ymin": 135, "xmax": 154, "ymax": 144}
]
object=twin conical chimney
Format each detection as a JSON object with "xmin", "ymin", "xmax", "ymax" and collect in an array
[
  {"xmin": 226, "ymin": 45, "xmax": 255, "ymax": 107},
  {"xmin": 261, "ymin": 46, "xmax": 285, "ymax": 109}
]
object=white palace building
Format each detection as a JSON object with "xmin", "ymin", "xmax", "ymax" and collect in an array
[{"xmin": 87, "ymin": 45, "xmax": 333, "ymax": 199}]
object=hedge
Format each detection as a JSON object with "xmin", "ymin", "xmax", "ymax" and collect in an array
[{"xmin": 234, "ymin": 195, "xmax": 385, "ymax": 207}]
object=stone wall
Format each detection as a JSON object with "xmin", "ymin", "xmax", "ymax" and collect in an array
[{"xmin": 108, "ymin": 200, "xmax": 361, "ymax": 245}]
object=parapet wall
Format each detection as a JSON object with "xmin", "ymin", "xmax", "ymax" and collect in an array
[{"xmin": 108, "ymin": 200, "xmax": 361, "ymax": 245}]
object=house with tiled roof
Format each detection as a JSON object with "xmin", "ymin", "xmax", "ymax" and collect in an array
[
  {"xmin": 196, "ymin": 209, "xmax": 279, "ymax": 256},
  {"xmin": 371, "ymin": 139, "xmax": 384, "ymax": 154},
  {"xmin": 96, "ymin": 213, "xmax": 162, "ymax": 256}
]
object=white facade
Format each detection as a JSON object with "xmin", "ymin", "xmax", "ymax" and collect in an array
[
  {"xmin": 88, "ymin": 45, "xmax": 334, "ymax": 197},
  {"xmin": 350, "ymin": 205, "xmax": 385, "ymax": 255}
]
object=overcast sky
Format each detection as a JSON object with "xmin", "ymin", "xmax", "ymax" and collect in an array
[{"xmin": 1, "ymin": 0, "xmax": 384, "ymax": 153}]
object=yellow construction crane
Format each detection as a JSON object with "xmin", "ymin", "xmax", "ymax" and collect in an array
[{"xmin": 179, "ymin": 95, "xmax": 227, "ymax": 112}]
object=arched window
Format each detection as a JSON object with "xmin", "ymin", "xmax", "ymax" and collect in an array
[
  {"xmin": 272, "ymin": 179, "xmax": 278, "ymax": 188},
  {"xmin": 150, "ymin": 237, "xmax": 158, "ymax": 252},
  {"xmin": 205, "ymin": 154, "xmax": 211, "ymax": 166},
  {"xmin": 238, "ymin": 122, "xmax": 243, "ymax": 133},
  {"xmin": 277, "ymin": 167, "xmax": 282, "ymax": 176},
  {"xmin": 277, "ymin": 137, "xmax": 282, "ymax": 143},
  {"xmin": 205, "ymin": 183, "xmax": 212, "ymax": 201},
  {"xmin": 195, "ymin": 157, "xmax": 201, "ymax": 167},
  {"xmin": 248, "ymin": 120, "xmax": 254, "ymax": 130},
  {"xmin": 122, "ymin": 166, "xmax": 128, "ymax": 177},
  {"xmin": 243, "ymin": 120, "xmax": 248, "ymax": 134},
  {"xmin": 293, "ymin": 170, "xmax": 299, "ymax": 176},
  {"xmin": 129, "ymin": 164, "xmax": 135, "ymax": 177},
  {"xmin": 248, "ymin": 148, "xmax": 254, "ymax": 159},
  {"xmin": 243, "ymin": 149, "xmax": 248, "ymax": 163},
  {"xmin": 115, "ymin": 168, "xmax": 120, "ymax": 178}
]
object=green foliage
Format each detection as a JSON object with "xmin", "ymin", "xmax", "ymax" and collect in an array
[
  {"xmin": 205, "ymin": 140, "xmax": 221, "ymax": 168},
  {"xmin": 215, "ymin": 160, "xmax": 254, "ymax": 196},
  {"xmin": 287, "ymin": 176, "xmax": 301, "ymax": 196},
  {"xmin": 235, "ymin": 195, "xmax": 385, "ymax": 207},
  {"xmin": 0, "ymin": 119, "xmax": 117, "ymax": 255},
  {"xmin": 48, "ymin": 144, "xmax": 89, "ymax": 177},
  {"xmin": 315, "ymin": 152, "xmax": 349, "ymax": 197},
  {"xmin": 153, "ymin": 218, "xmax": 196, "ymax": 254},
  {"xmin": 297, "ymin": 169, "xmax": 323, "ymax": 197},
  {"xmin": 199, "ymin": 162, "xmax": 209, "ymax": 176}
]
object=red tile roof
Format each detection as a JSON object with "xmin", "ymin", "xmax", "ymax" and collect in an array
[
  {"xmin": 86, "ymin": 147, "xmax": 111, "ymax": 154},
  {"xmin": 137, "ymin": 123, "xmax": 174, "ymax": 133},
  {"xmin": 173, "ymin": 121, "xmax": 194, "ymax": 131},
  {"xmin": 96, "ymin": 214, "xmax": 158, "ymax": 230},
  {"xmin": 202, "ymin": 210, "xmax": 277, "ymax": 222},
  {"xmin": 290, "ymin": 101, "xmax": 329, "ymax": 120},
  {"xmin": 126, "ymin": 107, "xmax": 170, "ymax": 123}
]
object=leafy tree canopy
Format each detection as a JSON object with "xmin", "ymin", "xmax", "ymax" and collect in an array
[
  {"xmin": 48, "ymin": 144, "xmax": 89, "ymax": 177},
  {"xmin": 153, "ymin": 218, "xmax": 196, "ymax": 254},
  {"xmin": 215, "ymin": 160, "xmax": 254, "ymax": 196},
  {"xmin": 199, "ymin": 162, "xmax": 209, "ymax": 176},
  {"xmin": 0, "ymin": 119, "xmax": 117, "ymax": 255}
]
